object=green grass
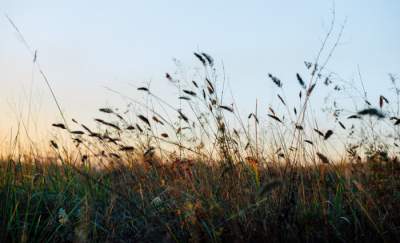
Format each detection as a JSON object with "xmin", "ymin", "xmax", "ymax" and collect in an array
[{"xmin": 1, "ymin": 155, "xmax": 399, "ymax": 242}]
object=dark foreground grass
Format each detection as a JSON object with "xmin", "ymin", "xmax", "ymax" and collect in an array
[{"xmin": 1, "ymin": 155, "xmax": 399, "ymax": 242}]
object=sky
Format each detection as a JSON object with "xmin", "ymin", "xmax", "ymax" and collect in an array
[{"xmin": 0, "ymin": 0, "xmax": 399, "ymax": 149}]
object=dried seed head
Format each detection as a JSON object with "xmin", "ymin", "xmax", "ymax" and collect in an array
[
  {"xmin": 99, "ymin": 108, "xmax": 113, "ymax": 114},
  {"xmin": 296, "ymin": 73, "xmax": 306, "ymax": 89},
  {"xmin": 194, "ymin": 52, "xmax": 206, "ymax": 66},
  {"xmin": 138, "ymin": 115, "xmax": 151, "ymax": 127},
  {"xmin": 324, "ymin": 130, "xmax": 333, "ymax": 140},
  {"xmin": 52, "ymin": 123, "xmax": 66, "ymax": 129},
  {"xmin": 268, "ymin": 73, "xmax": 282, "ymax": 88},
  {"xmin": 316, "ymin": 152, "xmax": 330, "ymax": 164},
  {"xmin": 357, "ymin": 108, "xmax": 385, "ymax": 119}
]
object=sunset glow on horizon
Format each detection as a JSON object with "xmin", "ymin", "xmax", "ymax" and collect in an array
[{"xmin": 1, "ymin": 0, "xmax": 399, "ymax": 149}]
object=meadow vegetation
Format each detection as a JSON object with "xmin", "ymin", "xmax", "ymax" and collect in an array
[{"xmin": 1, "ymin": 18, "xmax": 400, "ymax": 242}]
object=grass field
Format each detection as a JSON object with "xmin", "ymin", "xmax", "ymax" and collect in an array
[
  {"xmin": 1, "ymin": 152, "xmax": 400, "ymax": 242},
  {"xmin": 1, "ymin": 41, "xmax": 400, "ymax": 243}
]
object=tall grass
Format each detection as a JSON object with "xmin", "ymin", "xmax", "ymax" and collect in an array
[
  {"xmin": 1, "ymin": 15, "xmax": 400, "ymax": 242},
  {"xmin": 1, "ymin": 149, "xmax": 399, "ymax": 242}
]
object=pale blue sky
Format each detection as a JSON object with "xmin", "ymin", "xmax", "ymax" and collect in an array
[{"xmin": 0, "ymin": 0, "xmax": 399, "ymax": 145}]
